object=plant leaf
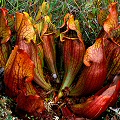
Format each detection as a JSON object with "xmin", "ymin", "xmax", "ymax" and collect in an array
[
  {"xmin": 4, "ymin": 45, "xmax": 45, "ymax": 114},
  {"xmin": 16, "ymin": 82, "xmax": 45, "ymax": 114},
  {"xmin": 0, "ymin": 43, "xmax": 11, "ymax": 67},
  {"xmin": 6, "ymin": 14, "xmax": 15, "ymax": 31},
  {"xmin": 107, "ymin": 47, "xmax": 120, "ymax": 81},
  {"xmin": 70, "ymin": 38, "xmax": 107, "ymax": 96},
  {"xmin": 37, "ymin": 43, "xmax": 44, "ymax": 67},
  {"xmin": 104, "ymin": 38, "xmax": 120, "ymax": 81},
  {"xmin": 0, "ymin": 8, "xmax": 11, "ymax": 44},
  {"xmin": 31, "ymin": 42, "xmax": 51, "ymax": 90},
  {"xmin": 71, "ymin": 74, "xmax": 120, "ymax": 119},
  {"xmin": 0, "ymin": 8, "xmax": 11, "ymax": 67},
  {"xmin": 15, "ymin": 12, "xmax": 51, "ymax": 90},
  {"xmin": 15, "ymin": 12, "xmax": 36, "ymax": 43},
  {"xmin": 56, "ymin": 14, "xmax": 85, "ymax": 102},
  {"xmin": 61, "ymin": 106, "xmax": 76, "ymax": 119},
  {"xmin": 17, "ymin": 39, "xmax": 51, "ymax": 90},
  {"xmin": 4, "ymin": 46, "xmax": 35, "ymax": 99},
  {"xmin": 60, "ymin": 13, "xmax": 70, "ymax": 32},
  {"xmin": 103, "ymin": 2, "xmax": 118, "ymax": 34},
  {"xmin": 40, "ymin": 16, "xmax": 58, "ymax": 80},
  {"xmin": 15, "ymin": 12, "xmax": 23, "ymax": 31}
]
